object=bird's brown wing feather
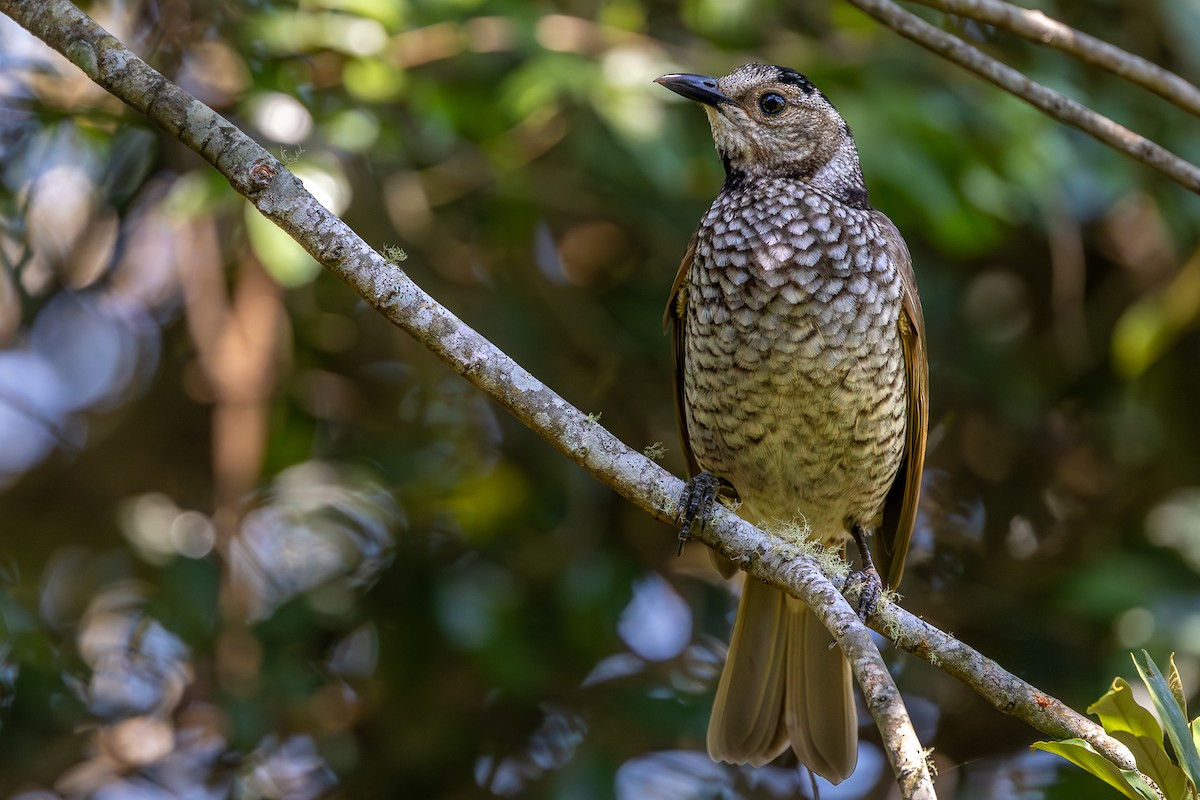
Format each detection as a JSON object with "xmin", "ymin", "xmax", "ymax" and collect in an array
[
  {"xmin": 668, "ymin": 234, "xmax": 744, "ymax": 581},
  {"xmin": 666, "ymin": 233, "xmax": 701, "ymax": 479},
  {"xmin": 873, "ymin": 213, "xmax": 928, "ymax": 589}
]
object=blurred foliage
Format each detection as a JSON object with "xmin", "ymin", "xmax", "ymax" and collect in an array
[{"xmin": 0, "ymin": 0, "xmax": 1199, "ymax": 798}]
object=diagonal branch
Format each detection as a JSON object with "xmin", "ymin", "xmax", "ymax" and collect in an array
[
  {"xmin": 841, "ymin": 0, "xmax": 1200, "ymax": 194},
  {"xmin": 908, "ymin": 0, "xmax": 1200, "ymax": 117}
]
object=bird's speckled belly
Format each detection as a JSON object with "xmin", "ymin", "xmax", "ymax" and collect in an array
[{"xmin": 682, "ymin": 180, "xmax": 907, "ymax": 540}]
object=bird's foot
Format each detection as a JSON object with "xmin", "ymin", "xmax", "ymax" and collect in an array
[
  {"xmin": 676, "ymin": 472, "xmax": 721, "ymax": 555},
  {"xmin": 847, "ymin": 523, "xmax": 883, "ymax": 619},
  {"xmin": 846, "ymin": 565, "xmax": 883, "ymax": 620}
]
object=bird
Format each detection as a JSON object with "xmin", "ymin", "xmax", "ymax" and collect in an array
[{"xmin": 654, "ymin": 64, "xmax": 928, "ymax": 783}]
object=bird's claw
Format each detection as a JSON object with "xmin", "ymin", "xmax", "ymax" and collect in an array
[
  {"xmin": 847, "ymin": 523, "xmax": 883, "ymax": 619},
  {"xmin": 847, "ymin": 566, "xmax": 883, "ymax": 620},
  {"xmin": 676, "ymin": 472, "xmax": 721, "ymax": 555}
]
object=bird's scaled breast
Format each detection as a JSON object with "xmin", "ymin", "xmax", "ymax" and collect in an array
[
  {"xmin": 682, "ymin": 180, "xmax": 908, "ymax": 527},
  {"xmin": 691, "ymin": 181, "xmax": 903, "ymax": 378}
]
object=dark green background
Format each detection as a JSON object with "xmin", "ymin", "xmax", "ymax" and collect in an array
[{"xmin": 1, "ymin": 0, "xmax": 1198, "ymax": 797}]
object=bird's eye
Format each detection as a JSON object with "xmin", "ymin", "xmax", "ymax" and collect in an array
[{"xmin": 758, "ymin": 93, "xmax": 786, "ymax": 115}]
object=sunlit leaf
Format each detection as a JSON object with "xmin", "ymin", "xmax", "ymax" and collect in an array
[
  {"xmin": 1031, "ymin": 739, "xmax": 1158, "ymax": 800},
  {"xmin": 1193, "ymin": 717, "xmax": 1200, "ymax": 770},
  {"xmin": 1112, "ymin": 249, "xmax": 1200, "ymax": 379},
  {"xmin": 343, "ymin": 58, "xmax": 406, "ymax": 103},
  {"xmin": 1088, "ymin": 677, "xmax": 1188, "ymax": 800},
  {"xmin": 1133, "ymin": 651, "xmax": 1200, "ymax": 791},
  {"xmin": 309, "ymin": 0, "xmax": 404, "ymax": 30},
  {"xmin": 1168, "ymin": 654, "xmax": 1187, "ymax": 720}
]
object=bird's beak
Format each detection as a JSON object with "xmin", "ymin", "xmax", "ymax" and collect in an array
[{"xmin": 654, "ymin": 73, "xmax": 732, "ymax": 107}]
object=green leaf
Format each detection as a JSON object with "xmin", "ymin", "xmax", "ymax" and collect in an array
[
  {"xmin": 1134, "ymin": 651, "xmax": 1200, "ymax": 791},
  {"xmin": 1091, "ymin": 677, "xmax": 1168, "ymax": 741},
  {"xmin": 1032, "ymin": 739, "xmax": 1159, "ymax": 800},
  {"xmin": 1089, "ymin": 677, "xmax": 1189, "ymax": 799},
  {"xmin": 1169, "ymin": 653, "xmax": 1188, "ymax": 720}
]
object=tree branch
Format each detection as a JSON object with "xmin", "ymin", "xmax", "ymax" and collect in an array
[
  {"xmin": 0, "ymin": 0, "xmax": 1146, "ymax": 795},
  {"xmin": 840, "ymin": 0, "xmax": 1200, "ymax": 194},
  {"xmin": 907, "ymin": 0, "xmax": 1200, "ymax": 118}
]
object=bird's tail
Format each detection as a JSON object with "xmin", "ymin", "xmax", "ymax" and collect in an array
[{"xmin": 706, "ymin": 576, "xmax": 858, "ymax": 783}]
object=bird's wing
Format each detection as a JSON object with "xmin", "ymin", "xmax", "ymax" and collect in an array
[
  {"xmin": 874, "ymin": 212, "xmax": 928, "ymax": 589},
  {"xmin": 665, "ymin": 233, "xmax": 702, "ymax": 478},
  {"xmin": 667, "ymin": 234, "xmax": 740, "ymax": 579}
]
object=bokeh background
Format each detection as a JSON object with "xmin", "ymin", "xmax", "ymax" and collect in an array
[{"xmin": 2, "ymin": 0, "xmax": 1199, "ymax": 797}]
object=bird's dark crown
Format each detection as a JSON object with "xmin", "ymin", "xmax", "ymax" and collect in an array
[{"xmin": 772, "ymin": 66, "xmax": 818, "ymax": 95}]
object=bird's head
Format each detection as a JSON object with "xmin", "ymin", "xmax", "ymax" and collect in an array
[{"xmin": 655, "ymin": 63, "xmax": 867, "ymax": 206}]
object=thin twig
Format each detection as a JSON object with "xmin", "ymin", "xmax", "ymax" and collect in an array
[
  {"xmin": 0, "ymin": 1, "xmax": 937, "ymax": 795},
  {"xmin": 909, "ymin": 0, "xmax": 1200, "ymax": 117},
  {"xmin": 841, "ymin": 0, "xmax": 1200, "ymax": 194}
]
